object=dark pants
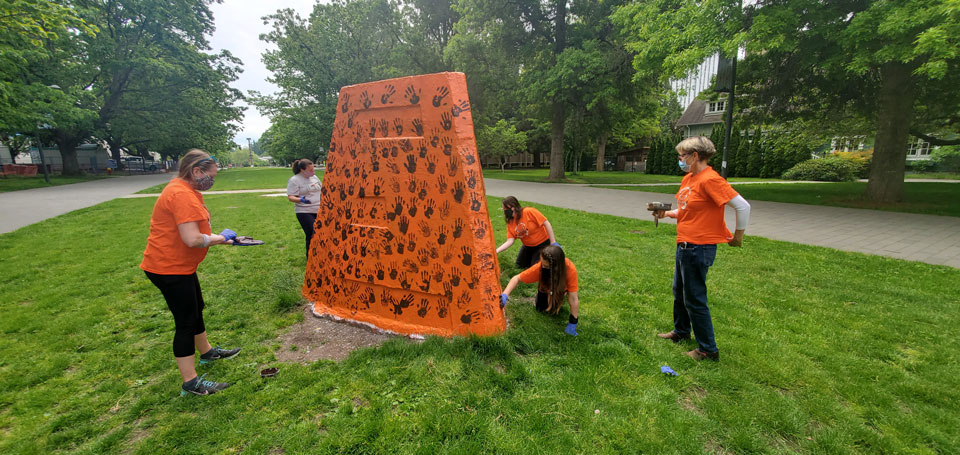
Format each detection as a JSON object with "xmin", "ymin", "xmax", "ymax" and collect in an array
[
  {"xmin": 516, "ymin": 239, "xmax": 550, "ymax": 269},
  {"xmin": 145, "ymin": 271, "xmax": 206, "ymax": 358},
  {"xmin": 672, "ymin": 244, "xmax": 718, "ymax": 353},
  {"xmin": 296, "ymin": 212, "xmax": 317, "ymax": 259}
]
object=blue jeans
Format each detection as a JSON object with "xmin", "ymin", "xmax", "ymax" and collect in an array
[{"xmin": 672, "ymin": 244, "xmax": 718, "ymax": 353}]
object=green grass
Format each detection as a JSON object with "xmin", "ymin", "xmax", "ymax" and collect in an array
[
  {"xmin": 605, "ymin": 181, "xmax": 960, "ymax": 217},
  {"xmin": 482, "ymin": 168, "xmax": 785, "ymax": 185},
  {"xmin": 1, "ymin": 194, "xmax": 959, "ymax": 454},
  {"xmin": 905, "ymin": 172, "xmax": 960, "ymax": 180},
  {"xmin": 0, "ymin": 174, "xmax": 112, "ymax": 192},
  {"xmin": 136, "ymin": 167, "xmax": 325, "ymax": 193}
]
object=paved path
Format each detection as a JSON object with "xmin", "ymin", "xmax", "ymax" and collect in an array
[
  {"xmin": 483, "ymin": 179, "xmax": 960, "ymax": 269},
  {"xmin": 3, "ymin": 175, "xmax": 958, "ymax": 268},
  {"xmin": 0, "ymin": 173, "xmax": 172, "ymax": 234}
]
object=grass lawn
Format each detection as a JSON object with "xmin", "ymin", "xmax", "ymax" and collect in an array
[
  {"xmin": 1, "ymin": 194, "xmax": 958, "ymax": 454},
  {"xmin": 605, "ymin": 181, "xmax": 960, "ymax": 217},
  {"xmin": 905, "ymin": 172, "xmax": 960, "ymax": 180},
  {"xmin": 0, "ymin": 174, "xmax": 112, "ymax": 192},
  {"xmin": 482, "ymin": 169, "xmax": 786, "ymax": 185},
  {"xmin": 136, "ymin": 167, "xmax": 326, "ymax": 193}
]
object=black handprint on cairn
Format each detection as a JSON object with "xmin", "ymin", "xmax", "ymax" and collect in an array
[
  {"xmin": 459, "ymin": 246, "xmax": 473, "ymax": 266},
  {"xmin": 432, "ymin": 86, "xmax": 450, "ymax": 107},
  {"xmin": 436, "ymin": 225, "xmax": 447, "ymax": 245},
  {"xmin": 404, "ymin": 85, "xmax": 420, "ymax": 104},
  {"xmin": 447, "ymin": 154, "xmax": 459, "ymax": 177},
  {"xmin": 417, "ymin": 298, "xmax": 430, "ymax": 318},
  {"xmin": 424, "ymin": 199, "xmax": 435, "ymax": 219},
  {"xmin": 379, "ymin": 119, "xmax": 389, "ymax": 137},
  {"xmin": 473, "ymin": 218, "xmax": 487, "ymax": 239},
  {"xmin": 398, "ymin": 215, "xmax": 410, "ymax": 234},
  {"xmin": 393, "ymin": 118, "xmax": 403, "ymax": 136},
  {"xmin": 404, "ymin": 154, "xmax": 417, "ymax": 173},
  {"xmin": 412, "ymin": 118, "xmax": 424, "ymax": 136},
  {"xmin": 381, "ymin": 84, "xmax": 396, "ymax": 104},
  {"xmin": 407, "ymin": 197, "xmax": 418, "ymax": 217},
  {"xmin": 470, "ymin": 192, "xmax": 482, "ymax": 212},
  {"xmin": 341, "ymin": 93, "xmax": 351, "ymax": 113},
  {"xmin": 360, "ymin": 90, "xmax": 373, "ymax": 109},
  {"xmin": 430, "ymin": 129, "xmax": 441, "ymax": 147},
  {"xmin": 441, "ymin": 112, "xmax": 452, "ymax": 131},
  {"xmin": 466, "ymin": 170, "xmax": 477, "ymax": 189},
  {"xmin": 419, "ymin": 271, "xmax": 431, "ymax": 292},
  {"xmin": 452, "ymin": 181, "xmax": 465, "ymax": 203},
  {"xmin": 451, "ymin": 99, "xmax": 471, "ymax": 118},
  {"xmin": 426, "ymin": 156, "xmax": 436, "ymax": 175},
  {"xmin": 368, "ymin": 119, "xmax": 377, "ymax": 138},
  {"xmin": 440, "ymin": 136, "xmax": 453, "ymax": 156}
]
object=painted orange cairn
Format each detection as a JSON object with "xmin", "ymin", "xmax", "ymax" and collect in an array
[{"xmin": 302, "ymin": 72, "xmax": 505, "ymax": 337}]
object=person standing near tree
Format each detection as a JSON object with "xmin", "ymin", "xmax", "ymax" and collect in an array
[
  {"xmin": 141, "ymin": 149, "xmax": 241, "ymax": 396},
  {"xmin": 287, "ymin": 159, "xmax": 322, "ymax": 259},
  {"xmin": 495, "ymin": 196, "xmax": 560, "ymax": 268},
  {"xmin": 653, "ymin": 137, "xmax": 751, "ymax": 361}
]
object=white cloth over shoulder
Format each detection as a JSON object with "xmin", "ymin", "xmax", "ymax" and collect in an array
[{"xmin": 727, "ymin": 195, "xmax": 750, "ymax": 231}]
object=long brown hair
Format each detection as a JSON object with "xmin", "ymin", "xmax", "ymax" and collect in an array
[
  {"xmin": 292, "ymin": 158, "xmax": 313, "ymax": 175},
  {"xmin": 178, "ymin": 149, "xmax": 214, "ymax": 181},
  {"xmin": 502, "ymin": 196, "xmax": 523, "ymax": 222},
  {"xmin": 538, "ymin": 245, "xmax": 567, "ymax": 314}
]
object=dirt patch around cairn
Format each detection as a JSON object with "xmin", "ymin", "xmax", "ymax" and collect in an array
[{"xmin": 275, "ymin": 305, "xmax": 398, "ymax": 363}]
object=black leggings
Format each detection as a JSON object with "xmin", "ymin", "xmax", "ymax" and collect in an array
[
  {"xmin": 296, "ymin": 212, "xmax": 317, "ymax": 259},
  {"xmin": 516, "ymin": 239, "xmax": 550, "ymax": 269},
  {"xmin": 145, "ymin": 271, "xmax": 206, "ymax": 358}
]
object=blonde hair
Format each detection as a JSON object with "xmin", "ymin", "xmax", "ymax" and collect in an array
[
  {"xmin": 178, "ymin": 149, "xmax": 214, "ymax": 180},
  {"xmin": 676, "ymin": 136, "xmax": 716, "ymax": 161}
]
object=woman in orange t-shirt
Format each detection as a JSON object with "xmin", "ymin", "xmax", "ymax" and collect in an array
[
  {"xmin": 652, "ymin": 137, "xmax": 751, "ymax": 362},
  {"xmin": 140, "ymin": 149, "xmax": 241, "ymax": 396},
  {"xmin": 495, "ymin": 196, "xmax": 560, "ymax": 268},
  {"xmin": 500, "ymin": 245, "xmax": 581, "ymax": 336}
]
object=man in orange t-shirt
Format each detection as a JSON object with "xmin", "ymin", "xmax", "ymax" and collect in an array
[
  {"xmin": 501, "ymin": 245, "xmax": 582, "ymax": 336},
  {"xmin": 141, "ymin": 149, "xmax": 242, "ymax": 396},
  {"xmin": 495, "ymin": 196, "xmax": 560, "ymax": 268},
  {"xmin": 653, "ymin": 137, "xmax": 751, "ymax": 361}
]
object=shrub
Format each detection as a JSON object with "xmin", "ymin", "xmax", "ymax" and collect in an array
[
  {"xmin": 782, "ymin": 157, "xmax": 858, "ymax": 181},
  {"xmin": 931, "ymin": 146, "xmax": 960, "ymax": 173},
  {"xmin": 834, "ymin": 150, "xmax": 872, "ymax": 179},
  {"xmin": 907, "ymin": 159, "xmax": 937, "ymax": 173}
]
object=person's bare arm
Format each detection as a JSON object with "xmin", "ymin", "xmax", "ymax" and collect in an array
[
  {"xmin": 496, "ymin": 238, "xmax": 515, "ymax": 254},
  {"xmin": 178, "ymin": 222, "xmax": 230, "ymax": 248},
  {"xmin": 543, "ymin": 220, "xmax": 557, "ymax": 244}
]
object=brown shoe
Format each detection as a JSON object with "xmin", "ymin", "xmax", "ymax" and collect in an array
[
  {"xmin": 656, "ymin": 331, "xmax": 691, "ymax": 343},
  {"xmin": 685, "ymin": 349, "xmax": 719, "ymax": 361}
]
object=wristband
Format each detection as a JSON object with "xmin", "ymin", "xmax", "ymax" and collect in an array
[{"xmin": 201, "ymin": 234, "xmax": 212, "ymax": 247}]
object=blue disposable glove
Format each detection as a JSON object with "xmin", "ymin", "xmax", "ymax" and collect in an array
[
  {"xmin": 500, "ymin": 293, "xmax": 508, "ymax": 309},
  {"xmin": 300, "ymin": 196, "xmax": 311, "ymax": 204},
  {"xmin": 564, "ymin": 322, "xmax": 578, "ymax": 336},
  {"xmin": 660, "ymin": 366, "xmax": 678, "ymax": 376},
  {"xmin": 219, "ymin": 228, "xmax": 237, "ymax": 242},
  {"xmin": 551, "ymin": 242, "xmax": 561, "ymax": 248}
]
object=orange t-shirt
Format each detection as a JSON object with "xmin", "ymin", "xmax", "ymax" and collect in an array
[
  {"xmin": 518, "ymin": 258, "xmax": 579, "ymax": 292},
  {"xmin": 675, "ymin": 166, "xmax": 739, "ymax": 245},
  {"xmin": 140, "ymin": 178, "xmax": 211, "ymax": 275},
  {"xmin": 506, "ymin": 207, "xmax": 550, "ymax": 246}
]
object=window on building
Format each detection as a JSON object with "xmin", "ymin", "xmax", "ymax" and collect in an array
[
  {"xmin": 907, "ymin": 138, "xmax": 932, "ymax": 156},
  {"xmin": 706, "ymin": 100, "xmax": 726, "ymax": 114}
]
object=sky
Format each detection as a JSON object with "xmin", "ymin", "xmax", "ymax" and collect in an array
[{"xmin": 207, "ymin": 0, "xmax": 318, "ymax": 146}]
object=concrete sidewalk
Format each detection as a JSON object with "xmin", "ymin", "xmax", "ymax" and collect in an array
[
  {"xmin": 0, "ymin": 173, "xmax": 172, "ymax": 234},
  {"xmin": 483, "ymin": 179, "xmax": 960, "ymax": 269}
]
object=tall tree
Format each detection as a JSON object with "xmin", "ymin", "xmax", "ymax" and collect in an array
[{"xmin": 616, "ymin": 0, "xmax": 960, "ymax": 202}]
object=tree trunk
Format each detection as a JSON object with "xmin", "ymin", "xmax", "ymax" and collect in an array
[
  {"xmin": 595, "ymin": 132, "xmax": 608, "ymax": 172},
  {"xmin": 106, "ymin": 137, "xmax": 125, "ymax": 170},
  {"xmin": 55, "ymin": 131, "xmax": 82, "ymax": 176},
  {"xmin": 547, "ymin": 0, "xmax": 567, "ymax": 181},
  {"xmin": 548, "ymin": 99, "xmax": 566, "ymax": 180},
  {"xmin": 866, "ymin": 63, "xmax": 915, "ymax": 202}
]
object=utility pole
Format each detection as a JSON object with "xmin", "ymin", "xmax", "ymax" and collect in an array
[
  {"xmin": 720, "ymin": 54, "xmax": 736, "ymax": 179},
  {"xmin": 246, "ymin": 137, "xmax": 253, "ymax": 167}
]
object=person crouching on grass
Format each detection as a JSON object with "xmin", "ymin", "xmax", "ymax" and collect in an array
[
  {"xmin": 140, "ymin": 149, "xmax": 241, "ymax": 396},
  {"xmin": 500, "ymin": 245, "xmax": 581, "ymax": 336}
]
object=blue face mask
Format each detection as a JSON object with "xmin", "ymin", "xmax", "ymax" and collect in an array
[{"xmin": 678, "ymin": 159, "xmax": 691, "ymax": 172}]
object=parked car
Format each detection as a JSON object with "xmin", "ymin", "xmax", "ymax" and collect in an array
[{"xmin": 123, "ymin": 156, "xmax": 158, "ymax": 172}]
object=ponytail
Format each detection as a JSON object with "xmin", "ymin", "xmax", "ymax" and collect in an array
[{"xmin": 292, "ymin": 158, "xmax": 313, "ymax": 175}]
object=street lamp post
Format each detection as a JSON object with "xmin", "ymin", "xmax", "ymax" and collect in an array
[{"xmin": 246, "ymin": 137, "xmax": 253, "ymax": 167}]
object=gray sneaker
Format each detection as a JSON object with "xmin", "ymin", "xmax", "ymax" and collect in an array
[
  {"xmin": 181, "ymin": 374, "xmax": 231, "ymax": 396},
  {"xmin": 199, "ymin": 346, "xmax": 241, "ymax": 364}
]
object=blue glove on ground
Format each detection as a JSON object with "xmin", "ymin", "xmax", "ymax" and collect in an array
[
  {"xmin": 300, "ymin": 196, "xmax": 311, "ymax": 204},
  {"xmin": 219, "ymin": 229, "xmax": 237, "ymax": 242},
  {"xmin": 500, "ymin": 293, "xmax": 508, "ymax": 309},
  {"xmin": 551, "ymin": 242, "xmax": 561, "ymax": 248},
  {"xmin": 660, "ymin": 366, "xmax": 678, "ymax": 376},
  {"xmin": 565, "ymin": 323, "xmax": 578, "ymax": 336}
]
